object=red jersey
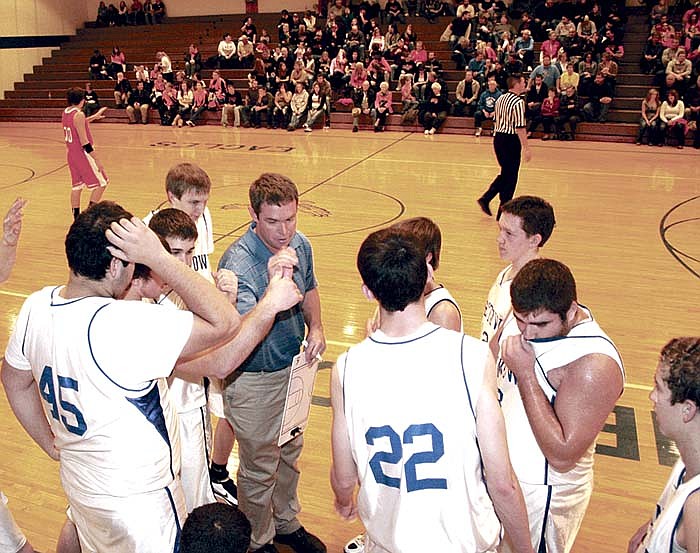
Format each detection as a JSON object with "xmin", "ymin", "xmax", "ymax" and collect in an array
[{"xmin": 62, "ymin": 107, "xmax": 108, "ymax": 190}]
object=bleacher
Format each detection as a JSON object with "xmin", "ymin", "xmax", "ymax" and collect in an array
[{"xmin": 0, "ymin": 10, "xmax": 683, "ymax": 143}]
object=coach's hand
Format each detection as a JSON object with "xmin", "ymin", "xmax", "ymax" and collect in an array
[
  {"xmin": 334, "ymin": 496, "xmax": 358, "ymax": 521},
  {"xmin": 268, "ymin": 247, "xmax": 298, "ymax": 279}
]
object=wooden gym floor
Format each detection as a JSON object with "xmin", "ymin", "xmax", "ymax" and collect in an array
[{"xmin": 0, "ymin": 122, "xmax": 698, "ymax": 552}]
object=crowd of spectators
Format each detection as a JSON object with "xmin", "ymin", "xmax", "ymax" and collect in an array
[
  {"xmin": 638, "ymin": 0, "xmax": 699, "ymax": 147},
  {"xmin": 84, "ymin": 0, "xmax": 698, "ymax": 144},
  {"xmin": 95, "ymin": 0, "xmax": 165, "ymax": 26}
]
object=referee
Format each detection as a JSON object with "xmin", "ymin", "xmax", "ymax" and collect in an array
[{"xmin": 477, "ymin": 75, "xmax": 531, "ymax": 219}]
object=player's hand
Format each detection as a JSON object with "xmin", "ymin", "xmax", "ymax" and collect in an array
[
  {"xmin": 334, "ymin": 497, "xmax": 358, "ymax": 521},
  {"xmin": 2, "ymin": 198, "xmax": 27, "ymax": 247},
  {"xmin": 214, "ymin": 269, "xmax": 238, "ymax": 304},
  {"xmin": 628, "ymin": 521, "xmax": 649, "ymax": 553},
  {"xmin": 262, "ymin": 273, "xmax": 303, "ymax": 313},
  {"xmin": 267, "ymin": 247, "xmax": 298, "ymax": 279},
  {"xmin": 106, "ymin": 216, "xmax": 165, "ymax": 265},
  {"xmin": 501, "ymin": 334, "xmax": 536, "ymax": 382},
  {"xmin": 523, "ymin": 148, "xmax": 532, "ymax": 162},
  {"xmin": 305, "ymin": 325, "xmax": 326, "ymax": 363}
]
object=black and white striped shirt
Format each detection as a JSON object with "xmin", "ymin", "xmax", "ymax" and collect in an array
[{"xmin": 493, "ymin": 92, "xmax": 526, "ymax": 134}]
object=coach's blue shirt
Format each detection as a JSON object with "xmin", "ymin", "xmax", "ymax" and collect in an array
[{"xmin": 218, "ymin": 222, "xmax": 317, "ymax": 373}]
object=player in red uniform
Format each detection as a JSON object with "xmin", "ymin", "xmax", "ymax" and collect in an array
[{"xmin": 62, "ymin": 87, "xmax": 109, "ymax": 220}]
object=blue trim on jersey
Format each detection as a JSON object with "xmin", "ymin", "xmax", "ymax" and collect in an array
[
  {"xmin": 88, "ymin": 304, "xmax": 152, "ymax": 393},
  {"xmin": 535, "ymin": 357, "xmax": 558, "ymax": 393},
  {"xmin": 165, "ymin": 485, "xmax": 182, "ymax": 553},
  {"xmin": 537, "ymin": 485, "xmax": 553, "ymax": 553},
  {"xmin": 460, "ymin": 335, "xmax": 477, "ymax": 421},
  {"xmin": 125, "ymin": 384, "xmax": 176, "ymax": 481},
  {"xmin": 199, "ymin": 405, "xmax": 217, "ymax": 499},
  {"xmin": 543, "ymin": 395, "xmax": 555, "ymax": 485},
  {"xmin": 426, "ymin": 298, "xmax": 460, "ymax": 320},
  {"xmin": 49, "ymin": 286, "xmax": 98, "ymax": 307},
  {"xmin": 158, "ymin": 289, "xmax": 177, "ymax": 305},
  {"xmin": 341, "ymin": 351, "xmax": 349, "ymax": 412},
  {"xmin": 368, "ymin": 325, "xmax": 441, "ymax": 345}
]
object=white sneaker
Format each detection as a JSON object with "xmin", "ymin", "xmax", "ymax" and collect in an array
[
  {"xmin": 344, "ymin": 534, "xmax": 365, "ymax": 553},
  {"xmin": 304, "ymin": 124, "xmax": 312, "ymax": 132},
  {"xmin": 429, "ymin": 128, "xmax": 435, "ymax": 135},
  {"xmin": 475, "ymin": 128, "xmax": 482, "ymax": 137},
  {"xmin": 424, "ymin": 129, "xmax": 430, "ymax": 135}
]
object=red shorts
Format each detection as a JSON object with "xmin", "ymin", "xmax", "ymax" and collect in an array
[{"xmin": 67, "ymin": 150, "xmax": 109, "ymax": 191}]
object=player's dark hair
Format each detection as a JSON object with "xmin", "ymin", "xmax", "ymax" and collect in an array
[
  {"xmin": 500, "ymin": 196, "xmax": 556, "ymax": 247},
  {"xmin": 392, "ymin": 217, "xmax": 442, "ymax": 270},
  {"xmin": 165, "ymin": 162, "xmax": 211, "ymax": 199},
  {"xmin": 180, "ymin": 503, "xmax": 251, "ymax": 553},
  {"xmin": 148, "ymin": 208, "xmax": 198, "ymax": 242},
  {"xmin": 249, "ymin": 173, "xmax": 299, "ymax": 215},
  {"xmin": 67, "ymin": 87, "xmax": 85, "ymax": 106},
  {"xmin": 510, "ymin": 258, "xmax": 576, "ymax": 321},
  {"xmin": 660, "ymin": 337, "xmax": 700, "ymax": 406},
  {"xmin": 357, "ymin": 228, "xmax": 427, "ymax": 312},
  {"xmin": 65, "ymin": 201, "xmax": 132, "ymax": 280}
]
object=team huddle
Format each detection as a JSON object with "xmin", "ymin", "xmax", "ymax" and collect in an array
[{"xmin": 0, "ymin": 159, "xmax": 698, "ymax": 553}]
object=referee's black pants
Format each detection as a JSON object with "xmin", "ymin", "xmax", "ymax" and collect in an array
[{"xmin": 481, "ymin": 132, "xmax": 521, "ymax": 211}]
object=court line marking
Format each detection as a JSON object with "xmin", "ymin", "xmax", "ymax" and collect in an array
[{"xmin": 212, "ymin": 132, "xmax": 411, "ymax": 245}]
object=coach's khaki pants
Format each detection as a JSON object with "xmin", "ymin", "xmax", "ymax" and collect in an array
[{"xmin": 223, "ymin": 367, "xmax": 302, "ymax": 550}]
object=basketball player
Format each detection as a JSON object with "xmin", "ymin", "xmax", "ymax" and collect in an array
[
  {"xmin": 331, "ymin": 227, "xmax": 533, "ymax": 553},
  {"xmin": 144, "ymin": 162, "xmax": 239, "ymax": 505},
  {"xmin": 481, "ymin": 196, "xmax": 555, "ymax": 345},
  {"xmin": 0, "ymin": 197, "xmax": 37, "ymax": 553},
  {"xmin": 62, "ymin": 87, "xmax": 108, "ymax": 221},
  {"xmin": 1, "ymin": 201, "xmax": 240, "ymax": 552},
  {"xmin": 628, "ymin": 337, "xmax": 700, "ymax": 553},
  {"xmin": 497, "ymin": 258, "xmax": 624, "ymax": 553},
  {"xmin": 147, "ymin": 208, "xmax": 220, "ymax": 513},
  {"xmin": 349, "ymin": 216, "xmax": 462, "ymax": 553}
]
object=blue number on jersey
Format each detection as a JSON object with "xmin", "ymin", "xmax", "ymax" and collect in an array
[
  {"xmin": 365, "ymin": 423, "xmax": 447, "ymax": 492},
  {"xmin": 39, "ymin": 366, "xmax": 87, "ymax": 436}
]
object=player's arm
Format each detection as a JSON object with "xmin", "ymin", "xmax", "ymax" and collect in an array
[
  {"xmin": 503, "ymin": 336, "xmax": 623, "ymax": 471},
  {"xmin": 476, "ymin": 353, "xmax": 533, "ymax": 553},
  {"xmin": 106, "ymin": 216, "xmax": 240, "ymax": 359},
  {"xmin": 72, "ymin": 110, "xmax": 91, "ymax": 149},
  {"xmin": 0, "ymin": 198, "xmax": 27, "ymax": 283},
  {"xmin": 427, "ymin": 300, "xmax": 461, "ymax": 332},
  {"xmin": 1, "ymin": 360, "xmax": 59, "ymax": 461},
  {"xmin": 302, "ymin": 287, "xmax": 326, "ymax": 362},
  {"xmin": 330, "ymin": 358, "xmax": 359, "ymax": 521},
  {"xmin": 677, "ymin": 491, "xmax": 700, "ymax": 553},
  {"xmin": 627, "ymin": 519, "xmax": 650, "ymax": 553},
  {"xmin": 174, "ymin": 274, "xmax": 302, "ymax": 379}
]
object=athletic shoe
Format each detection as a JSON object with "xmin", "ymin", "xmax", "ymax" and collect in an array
[
  {"xmin": 304, "ymin": 124, "xmax": 312, "ymax": 132},
  {"xmin": 352, "ymin": 126, "xmax": 358, "ymax": 132},
  {"xmin": 211, "ymin": 477, "xmax": 238, "ymax": 506},
  {"xmin": 344, "ymin": 533, "xmax": 365, "ymax": 553},
  {"xmin": 429, "ymin": 128, "xmax": 435, "ymax": 135},
  {"xmin": 424, "ymin": 129, "xmax": 430, "ymax": 135},
  {"xmin": 274, "ymin": 526, "xmax": 327, "ymax": 553},
  {"xmin": 186, "ymin": 120, "xmax": 195, "ymax": 126},
  {"xmin": 477, "ymin": 197, "xmax": 492, "ymax": 216},
  {"xmin": 474, "ymin": 127, "xmax": 482, "ymax": 137}
]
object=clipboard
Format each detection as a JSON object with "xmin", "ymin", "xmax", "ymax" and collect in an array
[{"xmin": 278, "ymin": 345, "xmax": 321, "ymax": 446}]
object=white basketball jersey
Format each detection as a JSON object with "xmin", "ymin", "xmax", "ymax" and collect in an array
[
  {"xmin": 144, "ymin": 206, "xmax": 214, "ymax": 281},
  {"xmin": 338, "ymin": 323, "xmax": 501, "ymax": 553},
  {"xmin": 637, "ymin": 460, "xmax": 700, "ymax": 553},
  {"xmin": 497, "ymin": 306, "xmax": 624, "ymax": 486},
  {"xmin": 158, "ymin": 290, "xmax": 207, "ymax": 413},
  {"xmin": 481, "ymin": 265, "xmax": 512, "ymax": 344},
  {"xmin": 425, "ymin": 285, "xmax": 463, "ymax": 332},
  {"xmin": 4, "ymin": 286, "xmax": 193, "ymax": 497}
]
